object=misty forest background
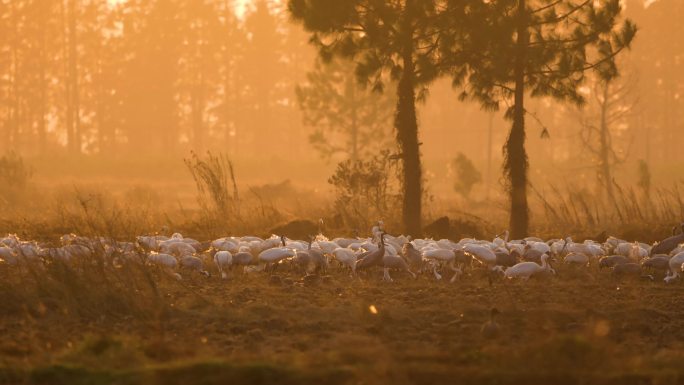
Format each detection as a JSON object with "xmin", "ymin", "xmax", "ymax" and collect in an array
[{"xmin": 0, "ymin": 0, "xmax": 682, "ymax": 240}]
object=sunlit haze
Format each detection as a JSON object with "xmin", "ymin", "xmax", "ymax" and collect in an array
[{"xmin": 0, "ymin": 1, "xmax": 682, "ymax": 382}]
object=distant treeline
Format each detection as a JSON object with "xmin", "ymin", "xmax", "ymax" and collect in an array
[
  {"xmin": 0, "ymin": 0, "xmax": 318, "ymax": 156},
  {"xmin": 0, "ymin": 1, "xmax": 680, "ymax": 166}
]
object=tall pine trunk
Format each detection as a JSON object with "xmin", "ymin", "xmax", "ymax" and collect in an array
[
  {"xmin": 7, "ymin": 0, "xmax": 19, "ymax": 151},
  {"xmin": 38, "ymin": 6, "xmax": 48, "ymax": 154},
  {"xmin": 395, "ymin": 10, "xmax": 422, "ymax": 237},
  {"xmin": 598, "ymin": 79, "xmax": 614, "ymax": 201},
  {"xmin": 486, "ymin": 113, "xmax": 494, "ymax": 200},
  {"xmin": 346, "ymin": 77, "xmax": 359, "ymax": 162},
  {"xmin": 505, "ymin": 0, "xmax": 529, "ymax": 239},
  {"xmin": 222, "ymin": 1, "xmax": 236, "ymax": 156},
  {"xmin": 64, "ymin": 0, "xmax": 80, "ymax": 154},
  {"xmin": 192, "ymin": 77, "xmax": 206, "ymax": 151}
]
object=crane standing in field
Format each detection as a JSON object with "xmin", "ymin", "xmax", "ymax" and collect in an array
[
  {"xmin": 651, "ymin": 223, "xmax": 684, "ymax": 256},
  {"xmin": 356, "ymin": 233, "xmax": 386, "ymax": 272},
  {"xmin": 371, "ymin": 221, "xmax": 385, "ymax": 243}
]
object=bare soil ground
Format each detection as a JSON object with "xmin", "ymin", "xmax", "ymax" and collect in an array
[{"xmin": 1, "ymin": 265, "xmax": 684, "ymax": 385}]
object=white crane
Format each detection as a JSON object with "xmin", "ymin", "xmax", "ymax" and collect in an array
[
  {"xmin": 504, "ymin": 254, "xmax": 554, "ymax": 280},
  {"xmin": 664, "ymin": 251, "xmax": 684, "ymax": 283},
  {"xmin": 214, "ymin": 250, "xmax": 233, "ymax": 279}
]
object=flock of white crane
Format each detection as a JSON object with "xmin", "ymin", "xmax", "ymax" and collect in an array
[{"xmin": 1, "ymin": 222, "xmax": 684, "ymax": 284}]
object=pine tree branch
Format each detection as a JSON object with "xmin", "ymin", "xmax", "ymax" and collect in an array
[
  {"xmin": 531, "ymin": 0, "xmax": 564, "ymax": 14},
  {"xmin": 529, "ymin": 44, "xmax": 629, "ymax": 76},
  {"xmin": 526, "ymin": 33, "xmax": 596, "ymax": 48},
  {"xmin": 342, "ymin": 27, "xmax": 366, "ymax": 33},
  {"xmin": 531, "ymin": 0, "xmax": 592, "ymax": 26}
]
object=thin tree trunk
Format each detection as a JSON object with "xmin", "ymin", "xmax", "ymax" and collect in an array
[
  {"xmin": 395, "ymin": 3, "xmax": 422, "ymax": 237},
  {"xmin": 193, "ymin": 80, "xmax": 206, "ymax": 151},
  {"xmin": 68, "ymin": 0, "xmax": 81, "ymax": 154},
  {"xmin": 38, "ymin": 4, "xmax": 48, "ymax": 154},
  {"xmin": 505, "ymin": 0, "xmax": 529, "ymax": 239},
  {"xmin": 192, "ymin": 63, "xmax": 203, "ymax": 151},
  {"xmin": 598, "ymin": 79, "xmax": 614, "ymax": 201},
  {"xmin": 223, "ymin": 0, "xmax": 236, "ymax": 155},
  {"xmin": 95, "ymin": 53, "xmax": 108, "ymax": 154},
  {"xmin": 61, "ymin": 0, "xmax": 71, "ymax": 152},
  {"xmin": 8, "ymin": 0, "xmax": 19, "ymax": 151},
  {"xmin": 642, "ymin": 113, "xmax": 650, "ymax": 164},
  {"xmin": 486, "ymin": 112, "xmax": 493, "ymax": 201},
  {"xmin": 62, "ymin": 0, "xmax": 80, "ymax": 154},
  {"xmin": 192, "ymin": 20, "xmax": 206, "ymax": 152},
  {"xmin": 38, "ymin": 62, "xmax": 47, "ymax": 153},
  {"xmin": 348, "ymin": 77, "xmax": 359, "ymax": 162}
]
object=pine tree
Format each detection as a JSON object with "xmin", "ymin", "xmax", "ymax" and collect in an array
[
  {"xmin": 119, "ymin": 0, "xmax": 183, "ymax": 153},
  {"xmin": 296, "ymin": 57, "xmax": 395, "ymax": 163},
  {"xmin": 176, "ymin": 0, "xmax": 223, "ymax": 152},
  {"xmin": 289, "ymin": 0, "xmax": 446, "ymax": 236},
  {"xmin": 450, "ymin": 0, "xmax": 636, "ymax": 238},
  {"xmin": 579, "ymin": 67, "xmax": 637, "ymax": 202},
  {"xmin": 215, "ymin": 0, "xmax": 244, "ymax": 155},
  {"xmin": 240, "ymin": 1, "xmax": 287, "ymax": 152}
]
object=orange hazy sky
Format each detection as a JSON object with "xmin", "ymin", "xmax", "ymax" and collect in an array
[
  {"xmin": 107, "ymin": 0, "xmax": 256, "ymax": 18},
  {"xmin": 105, "ymin": 0, "xmax": 658, "ymax": 16}
]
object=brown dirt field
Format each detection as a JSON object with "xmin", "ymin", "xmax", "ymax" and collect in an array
[{"xmin": 1, "ymin": 264, "xmax": 684, "ymax": 385}]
